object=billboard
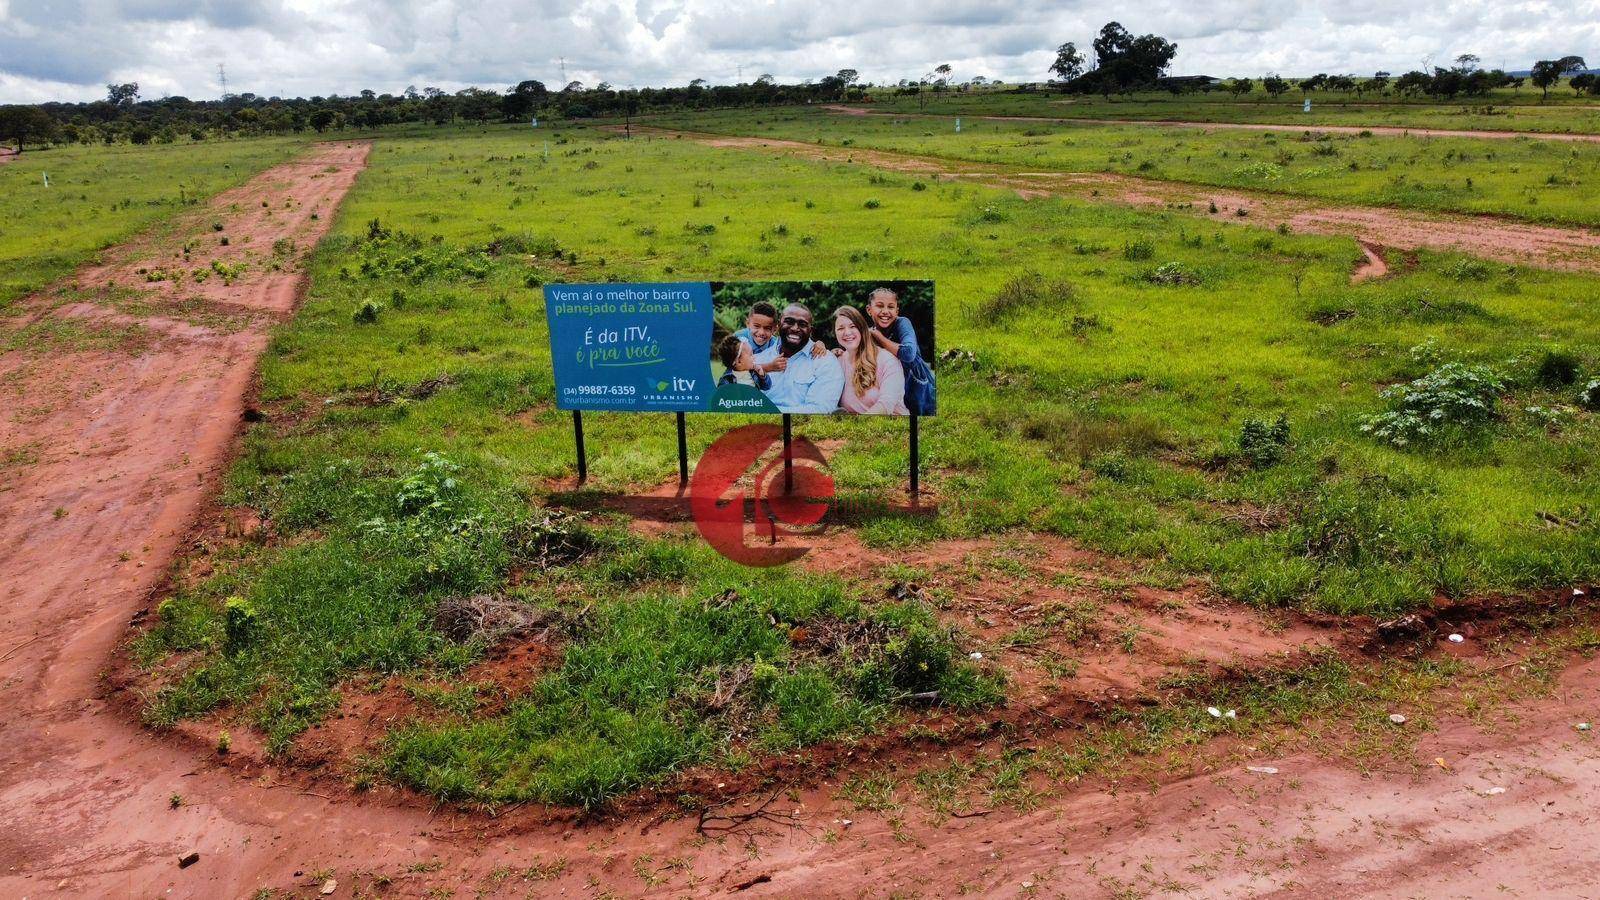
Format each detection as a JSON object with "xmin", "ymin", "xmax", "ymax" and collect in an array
[{"xmin": 545, "ymin": 280, "xmax": 935, "ymax": 416}]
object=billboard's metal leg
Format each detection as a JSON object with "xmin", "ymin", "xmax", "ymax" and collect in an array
[
  {"xmin": 782, "ymin": 414, "xmax": 793, "ymax": 495},
  {"xmin": 573, "ymin": 410, "xmax": 587, "ymax": 485},
  {"xmin": 909, "ymin": 413, "xmax": 920, "ymax": 499},
  {"xmin": 676, "ymin": 412, "xmax": 689, "ymax": 486}
]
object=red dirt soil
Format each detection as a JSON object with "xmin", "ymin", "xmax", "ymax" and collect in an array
[
  {"xmin": 4, "ymin": 138, "xmax": 1600, "ymax": 898},
  {"xmin": 630, "ymin": 126, "xmax": 1600, "ymax": 275},
  {"xmin": 821, "ymin": 103, "xmax": 1600, "ymax": 143}
]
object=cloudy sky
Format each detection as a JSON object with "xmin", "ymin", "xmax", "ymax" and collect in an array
[{"xmin": 2, "ymin": 0, "xmax": 1597, "ymax": 104}]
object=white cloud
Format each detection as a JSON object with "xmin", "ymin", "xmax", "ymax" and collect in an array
[{"xmin": 2, "ymin": 0, "xmax": 1597, "ymax": 103}]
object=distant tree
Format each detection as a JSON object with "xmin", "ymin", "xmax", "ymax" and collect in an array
[
  {"xmin": 1368, "ymin": 71, "xmax": 1392, "ymax": 94},
  {"xmin": 1429, "ymin": 67, "xmax": 1464, "ymax": 99},
  {"xmin": 1453, "ymin": 53, "xmax": 1480, "ymax": 73},
  {"xmin": 1229, "ymin": 77, "xmax": 1253, "ymax": 97},
  {"xmin": 562, "ymin": 81, "xmax": 584, "ymax": 94},
  {"xmin": 503, "ymin": 79, "xmax": 548, "ymax": 119},
  {"xmin": 1300, "ymin": 73, "xmax": 1328, "ymax": 94},
  {"xmin": 1050, "ymin": 42, "xmax": 1086, "ymax": 83},
  {"xmin": 1061, "ymin": 22, "xmax": 1176, "ymax": 96},
  {"xmin": 1261, "ymin": 74, "xmax": 1290, "ymax": 97},
  {"xmin": 836, "ymin": 68, "xmax": 859, "ymax": 86},
  {"xmin": 1395, "ymin": 70, "xmax": 1431, "ymax": 96},
  {"xmin": 1531, "ymin": 57, "xmax": 1588, "ymax": 99},
  {"xmin": 308, "ymin": 108, "xmax": 337, "ymax": 132},
  {"xmin": 0, "ymin": 105, "xmax": 59, "ymax": 152},
  {"xmin": 1327, "ymin": 74, "xmax": 1356, "ymax": 92},
  {"xmin": 106, "ymin": 82, "xmax": 140, "ymax": 107},
  {"xmin": 1573, "ymin": 73, "xmax": 1597, "ymax": 95}
]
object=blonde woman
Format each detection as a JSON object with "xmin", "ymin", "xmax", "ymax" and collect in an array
[{"xmin": 831, "ymin": 306, "xmax": 907, "ymax": 415}]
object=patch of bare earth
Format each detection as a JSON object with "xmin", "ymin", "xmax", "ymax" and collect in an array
[{"xmin": 631, "ymin": 125, "xmax": 1600, "ymax": 274}]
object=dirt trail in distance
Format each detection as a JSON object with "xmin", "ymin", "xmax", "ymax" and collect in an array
[
  {"xmin": 822, "ymin": 103, "xmax": 1600, "ymax": 143},
  {"xmin": 631, "ymin": 125, "xmax": 1600, "ymax": 273}
]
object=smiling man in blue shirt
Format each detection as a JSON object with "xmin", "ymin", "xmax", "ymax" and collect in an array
[{"xmin": 762, "ymin": 303, "xmax": 844, "ymax": 414}]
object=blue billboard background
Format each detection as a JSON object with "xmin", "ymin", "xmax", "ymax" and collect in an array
[{"xmin": 545, "ymin": 282, "xmax": 715, "ymax": 412}]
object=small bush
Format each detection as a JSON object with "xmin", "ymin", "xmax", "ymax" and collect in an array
[
  {"xmin": 223, "ymin": 596, "xmax": 258, "ymax": 652},
  {"xmin": 1534, "ymin": 349, "xmax": 1581, "ymax": 388},
  {"xmin": 863, "ymin": 198, "xmax": 882, "ymax": 209},
  {"xmin": 1360, "ymin": 362, "xmax": 1505, "ymax": 447},
  {"xmin": 1122, "ymin": 238, "xmax": 1155, "ymax": 261},
  {"xmin": 352, "ymin": 299, "xmax": 383, "ymax": 324},
  {"xmin": 1238, "ymin": 414, "xmax": 1291, "ymax": 468}
]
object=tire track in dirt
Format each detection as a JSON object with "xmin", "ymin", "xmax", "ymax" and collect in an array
[
  {"xmin": 822, "ymin": 103, "xmax": 1600, "ymax": 143},
  {"xmin": 627, "ymin": 125, "xmax": 1600, "ymax": 274},
  {"xmin": 0, "ymin": 140, "xmax": 390, "ymax": 897}
]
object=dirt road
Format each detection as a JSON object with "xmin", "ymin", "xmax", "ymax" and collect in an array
[
  {"xmin": 0, "ymin": 141, "xmax": 382, "ymax": 897},
  {"xmin": 633, "ymin": 126, "xmax": 1600, "ymax": 274},
  {"xmin": 4, "ymin": 135, "xmax": 1600, "ymax": 899},
  {"xmin": 822, "ymin": 104, "xmax": 1600, "ymax": 143}
]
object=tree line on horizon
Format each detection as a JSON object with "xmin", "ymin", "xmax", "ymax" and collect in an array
[
  {"xmin": 0, "ymin": 23, "xmax": 1593, "ymax": 153},
  {"xmin": 1050, "ymin": 24, "xmax": 1592, "ymax": 102}
]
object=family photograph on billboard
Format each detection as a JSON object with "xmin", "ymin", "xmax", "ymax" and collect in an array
[{"xmin": 709, "ymin": 280, "xmax": 935, "ymax": 416}]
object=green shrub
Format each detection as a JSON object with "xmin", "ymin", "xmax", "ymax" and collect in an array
[
  {"xmin": 1238, "ymin": 414, "xmax": 1291, "ymax": 468},
  {"xmin": 352, "ymin": 298, "xmax": 383, "ymax": 324},
  {"xmin": 1122, "ymin": 238, "xmax": 1155, "ymax": 261},
  {"xmin": 1579, "ymin": 379, "xmax": 1600, "ymax": 411},
  {"xmin": 1360, "ymin": 362, "xmax": 1505, "ymax": 447},
  {"xmin": 1534, "ymin": 349, "xmax": 1581, "ymax": 388},
  {"xmin": 223, "ymin": 596, "xmax": 258, "ymax": 652}
]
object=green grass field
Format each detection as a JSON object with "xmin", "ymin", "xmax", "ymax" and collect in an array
[
  {"xmin": 118, "ymin": 121, "xmax": 1600, "ymax": 807},
  {"xmin": 649, "ymin": 106, "xmax": 1600, "ymax": 226},
  {"xmin": 859, "ymin": 84, "xmax": 1600, "ymax": 133},
  {"xmin": 0, "ymin": 136, "xmax": 308, "ymax": 310}
]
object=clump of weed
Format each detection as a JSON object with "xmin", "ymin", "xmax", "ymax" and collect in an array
[
  {"xmin": 1122, "ymin": 238, "xmax": 1155, "ymax": 261},
  {"xmin": 863, "ymin": 198, "xmax": 882, "ymax": 209},
  {"xmin": 1143, "ymin": 262, "xmax": 1202, "ymax": 285},
  {"xmin": 1442, "ymin": 258, "xmax": 1494, "ymax": 281},
  {"xmin": 1361, "ymin": 362, "xmax": 1505, "ymax": 448},
  {"xmin": 971, "ymin": 271, "xmax": 1074, "ymax": 322}
]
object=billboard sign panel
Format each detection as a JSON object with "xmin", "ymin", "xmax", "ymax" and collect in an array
[{"xmin": 546, "ymin": 280, "xmax": 935, "ymax": 416}]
